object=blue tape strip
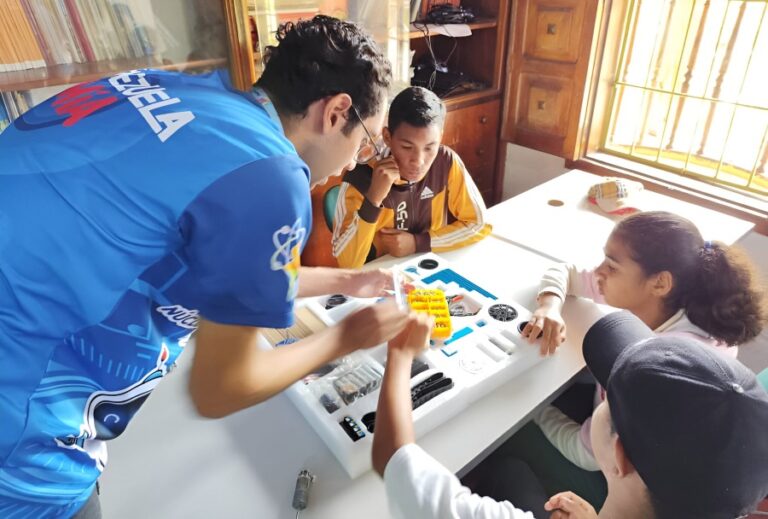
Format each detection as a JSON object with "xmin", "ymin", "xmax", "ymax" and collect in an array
[{"xmin": 422, "ymin": 268, "xmax": 497, "ymax": 300}]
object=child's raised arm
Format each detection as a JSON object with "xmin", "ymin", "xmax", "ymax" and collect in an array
[{"xmin": 372, "ymin": 313, "xmax": 433, "ymax": 475}]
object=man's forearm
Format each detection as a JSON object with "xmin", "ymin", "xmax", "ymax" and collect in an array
[
  {"xmin": 297, "ymin": 266, "xmax": 353, "ymax": 297},
  {"xmin": 372, "ymin": 349, "xmax": 416, "ymax": 475},
  {"xmin": 189, "ymin": 319, "xmax": 349, "ymax": 418}
]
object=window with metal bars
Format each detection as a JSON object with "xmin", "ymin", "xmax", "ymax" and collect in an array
[{"xmin": 603, "ymin": 0, "xmax": 768, "ymax": 197}]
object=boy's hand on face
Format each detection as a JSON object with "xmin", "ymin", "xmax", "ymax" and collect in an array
[
  {"xmin": 366, "ymin": 156, "xmax": 400, "ymax": 206},
  {"xmin": 545, "ymin": 492, "xmax": 598, "ymax": 519},
  {"xmin": 378, "ymin": 228, "xmax": 416, "ymax": 257}
]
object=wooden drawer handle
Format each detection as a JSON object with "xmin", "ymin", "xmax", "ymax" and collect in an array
[
  {"xmin": 476, "ymin": 148, "xmax": 485, "ymax": 156},
  {"xmin": 480, "ymin": 116, "xmax": 488, "ymax": 124}
]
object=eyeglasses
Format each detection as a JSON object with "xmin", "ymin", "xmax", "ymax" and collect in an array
[{"xmin": 350, "ymin": 105, "xmax": 383, "ymax": 164}]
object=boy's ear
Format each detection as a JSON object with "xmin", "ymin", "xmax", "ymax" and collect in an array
[
  {"xmin": 382, "ymin": 127, "xmax": 392, "ymax": 147},
  {"xmin": 322, "ymin": 93, "xmax": 353, "ymax": 134},
  {"xmin": 613, "ymin": 435, "xmax": 637, "ymax": 478},
  {"xmin": 651, "ymin": 271, "xmax": 674, "ymax": 298}
]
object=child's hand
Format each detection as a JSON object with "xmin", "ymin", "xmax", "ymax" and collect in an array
[
  {"xmin": 378, "ymin": 228, "xmax": 416, "ymax": 257},
  {"xmin": 388, "ymin": 313, "xmax": 434, "ymax": 357},
  {"xmin": 366, "ymin": 156, "xmax": 400, "ymax": 206},
  {"xmin": 338, "ymin": 300, "xmax": 410, "ymax": 355},
  {"xmin": 523, "ymin": 296, "xmax": 566, "ymax": 356},
  {"xmin": 544, "ymin": 492, "xmax": 597, "ymax": 519}
]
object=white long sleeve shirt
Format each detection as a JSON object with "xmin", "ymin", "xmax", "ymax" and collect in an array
[
  {"xmin": 384, "ymin": 444, "xmax": 536, "ymax": 519},
  {"xmin": 535, "ymin": 263, "xmax": 733, "ymax": 471}
]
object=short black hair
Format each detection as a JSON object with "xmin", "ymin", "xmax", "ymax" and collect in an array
[
  {"xmin": 387, "ymin": 86, "xmax": 446, "ymax": 133},
  {"xmin": 256, "ymin": 15, "xmax": 392, "ymax": 134}
]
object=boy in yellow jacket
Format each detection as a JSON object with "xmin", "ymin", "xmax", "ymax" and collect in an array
[{"xmin": 332, "ymin": 87, "xmax": 491, "ymax": 268}]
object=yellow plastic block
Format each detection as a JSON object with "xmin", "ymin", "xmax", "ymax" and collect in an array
[{"xmin": 407, "ymin": 289, "xmax": 452, "ymax": 339}]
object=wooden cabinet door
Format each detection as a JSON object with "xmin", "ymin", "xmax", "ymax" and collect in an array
[
  {"xmin": 443, "ymin": 100, "xmax": 501, "ymax": 204},
  {"xmin": 502, "ymin": 0, "xmax": 599, "ymax": 159}
]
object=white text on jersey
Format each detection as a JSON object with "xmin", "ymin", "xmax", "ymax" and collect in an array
[
  {"xmin": 108, "ymin": 70, "xmax": 195, "ymax": 143},
  {"xmin": 156, "ymin": 305, "xmax": 199, "ymax": 329}
]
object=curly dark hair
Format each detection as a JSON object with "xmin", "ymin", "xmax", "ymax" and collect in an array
[
  {"xmin": 388, "ymin": 86, "xmax": 446, "ymax": 133},
  {"xmin": 611, "ymin": 211, "xmax": 767, "ymax": 345},
  {"xmin": 255, "ymin": 15, "xmax": 392, "ymax": 134}
]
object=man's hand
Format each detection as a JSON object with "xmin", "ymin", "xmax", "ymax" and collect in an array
[
  {"xmin": 337, "ymin": 299, "xmax": 410, "ymax": 355},
  {"xmin": 342, "ymin": 268, "xmax": 394, "ymax": 298},
  {"xmin": 545, "ymin": 492, "xmax": 598, "ymax": 519},
  {"xmin": 523, "ymin": 293, "xmax": 566, "ymax": 356},
  {"xmin": 366, "ymin": 156, "xmax": 400, "ymax": 207},
  {"xmin": 378, "ymin": 228, "xmax": 417, "ymax": 257}
]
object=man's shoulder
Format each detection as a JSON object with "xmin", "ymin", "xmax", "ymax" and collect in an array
[{"xmin": 228, "ymin": 153, "xmax": 310, "ymax": 191}]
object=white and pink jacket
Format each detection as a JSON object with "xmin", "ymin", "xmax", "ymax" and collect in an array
[{"xmin": 534, "ymin": 264, "xmax": 736, "ymax": 471}]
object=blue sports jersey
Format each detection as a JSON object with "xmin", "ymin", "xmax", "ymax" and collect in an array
[{"xmin": 0, "ymin": 69, "xmax": 311, "ymax": 517}]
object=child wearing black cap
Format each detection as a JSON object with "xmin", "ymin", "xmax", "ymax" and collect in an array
[
  {"xmin": 520, "ymin": 210, "xmax": 766, "ymax": 502},
  {"xmin": 372, "ymin": 311, "xmax": 768, "ymax": 519}
]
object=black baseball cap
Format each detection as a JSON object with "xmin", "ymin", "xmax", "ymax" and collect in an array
[{"xmin": 583, "ymin": 311, "xmax": 768, "ymax": 518}]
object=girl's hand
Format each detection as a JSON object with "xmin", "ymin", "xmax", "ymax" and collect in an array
[
  {"xmin": 544, "ymin": 492, "xmax": 598, "ymax": 519},
  {"xmin": 523, "ymin": 296, "xmax": 566, "ymax": 356}
]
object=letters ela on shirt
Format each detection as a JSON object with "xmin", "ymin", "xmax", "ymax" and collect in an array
[{"xmin": 109, "ymin": 69, "xmax": 195, "ymax": 143}]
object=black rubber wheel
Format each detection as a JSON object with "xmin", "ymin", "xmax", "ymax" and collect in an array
[
  {"xmin": 325, "ymin": 294, "xmax": 348, "ymax": 309},
  {"xmin": 488, "ymin": 304, "xmax": 517, "ymax": 322},
  {"xmin": 418, "ymin": 258, "xmax": 439, "ymax": 270}
]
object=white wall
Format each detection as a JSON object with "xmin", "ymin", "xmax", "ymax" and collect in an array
[
  {"xmin": 501, "ymin": 143, "xmax": 768, "ymax": 374},
  {"xmin": 502, "ymin": 143, "xmax": 568, "ymax": 199},
  {"xmin": 733, "ymin": 232, "xmax": 768, "ymax": 374}
]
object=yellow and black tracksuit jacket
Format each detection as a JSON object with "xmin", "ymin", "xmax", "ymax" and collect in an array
[{"xmin": 332, "ymin": 146, "xmax": 492, "ymax": 268}]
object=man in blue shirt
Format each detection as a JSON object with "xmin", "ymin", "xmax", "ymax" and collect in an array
[{"xmin": 0, "ymin": 15, "xmax": 404, "ymax": 518}]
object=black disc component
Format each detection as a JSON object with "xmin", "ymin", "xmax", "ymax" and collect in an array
[
  {"xmin": 488, "ymin": 304, "xmax": 518, "ymax": 322},
  {"xmin": 418, "ymin": 258, "xmax": 439, "ymax": 270},
  {"xmin": 517, "ymin": 320, "xmax": 543, "ymax": 338},
  {"xmin": 362, "ymin": 411, "xmax": 377, "ymax": 433},
  {"xmin": 325, "ymin": 294, "xmax": 348, "ymax": 310}
]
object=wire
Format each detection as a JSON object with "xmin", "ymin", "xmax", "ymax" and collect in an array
[{"xmin": 412, "ymin": 21, "xmax": 458, "ymax": 94}]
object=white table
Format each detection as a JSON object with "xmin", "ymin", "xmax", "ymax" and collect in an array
[
  {"xmin": 100, "ymin": 236, "xmax": 606, "ymax": 519},
  {"xmin": 488, "ymin": 170, "xmax": 755, "ymax": 266}
]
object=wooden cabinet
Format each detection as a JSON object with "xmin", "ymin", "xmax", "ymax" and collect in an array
[
  {"xmin": 250, "ymin": 1, "xmax": 411, "ymax": 90},
  {"xmin": 501, "ymin": 0, "xmax": 599, "ymax": 159},
  {"xmin": 248, "ymin": 0, "xmax": 511, "ymax": 203},
  {"xmin": 443, "ymin": 99, "xmax": 501, "ymax": 204},
  {"xmin": 409, "ymin": 0, "xmax": 512, "ymax": 204}
]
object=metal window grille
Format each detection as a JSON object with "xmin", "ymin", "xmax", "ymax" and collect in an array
[{"xmin": 602, "ymin": 0, "xmax": 768, "ymax": 196}]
